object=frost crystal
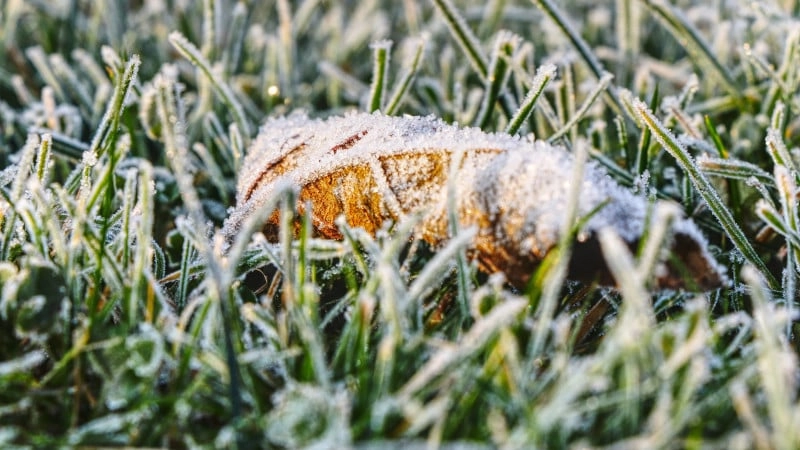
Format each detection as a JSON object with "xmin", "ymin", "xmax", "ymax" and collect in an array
[
  {"xmin": 224, "ymin": 112, "xmax": 722, "ymax": 290},
  {"xmin": 82, "ymin": 150, "xmax": 98, "ymax": 167}
]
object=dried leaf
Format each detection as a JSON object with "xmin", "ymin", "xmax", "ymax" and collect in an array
[{"xmin": 223, "ymin": 113, "xmax": 723, "ymax": 290}]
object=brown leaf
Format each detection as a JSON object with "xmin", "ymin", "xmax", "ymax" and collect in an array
[{"xmin": 223, "ymin": 112, "xmax": 724, "ymax": 291}]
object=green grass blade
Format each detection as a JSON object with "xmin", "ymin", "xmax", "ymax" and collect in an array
[
  {"xmin": 697, "ymin": 155, "xmax": 774, "ymax": 186},
  {"xmin": 704, "ymin": 115, "xmax": 729, "ymax": 158},
  {"xmin": 505, "ymin": 63, "xmax": 555, "ymax": 135},
  {"xmin": 635, "ymin": 83, "xmax": 659, "ymax": 174},
  {"xmin": 625, "ymin": 92, "xmax": 778, "ymax": 289},
  {"xmin": 475, "ymin": 31, "xmax": 517, "ymax": 128},
  {"xmin": 368, "ymin": 40, "xmax": 392, "ymax": 113},
  {"xmin": 384, "ymin": 37, "xmax": 425, "ymax": 116}
]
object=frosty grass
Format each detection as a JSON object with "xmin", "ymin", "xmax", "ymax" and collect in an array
[{"xmin": 1, "ymin": 0, "xmax": 800, "ymax": 448}]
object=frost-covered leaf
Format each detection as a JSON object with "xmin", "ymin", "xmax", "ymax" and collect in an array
[{"xmin": 224, "ymin": 112, "xmax": 723, "ymax": 290}]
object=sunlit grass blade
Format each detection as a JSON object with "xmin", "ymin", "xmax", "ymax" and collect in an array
[
  {"xmin": 505, "ymin": 64, "xmax": 556, "ymax": 135},
  {"xmin": 130, "ymin": 162, "xmax": 155, "ymax": 325},
  {"xmin": 0, "ymin": 135, "xmax": 39, "ymax": 259},
  {"xmin": 475, "ymin": 31, "xmax": 517, "ymax": 128},
  {"xmin": 87, "ymin": 52, "xmax": 140, "ymax": 159},
  {"xmin": 775, "ymin": 164, "xmax": 800, "ymax": 316},
  {"xmin": 384, "ymin": 37, "xmax": 425, "ymax": 116},
  {"xmin": 615, "ymin": 0, "xmax": 641, "ymax": 85},
  {"xmin": 368, "ymin": 40, "xmax": 392, "ymax": 113},
  {"xmin": 77, "ymin": 54, "xmax": 140, "ymax": 212},
  {"xmin": 635, "ymin": 83, "xmax": 658, "ymax": 174}
]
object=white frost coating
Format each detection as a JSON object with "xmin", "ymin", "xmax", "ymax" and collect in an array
[
  {"xmin": 224, "ymin": 112, "xmax": 721, "ymax": 288},
  {"xmin": 230, "ymin": 112, "xmax": 643, "ymax": 240}
]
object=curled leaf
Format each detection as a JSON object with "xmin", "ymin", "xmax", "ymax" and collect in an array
[{"xmin": 224, "ymin": 113, "xmax": 723, "ymax": 290}]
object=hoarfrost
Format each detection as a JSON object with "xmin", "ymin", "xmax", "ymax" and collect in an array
[
  {"xmin": 225, "ymin": 112, "xmax": 722, "ymax": 289},
  {"xmin": 82, "ymin": 149, "xmax": 98, "ymax": 167},
  {"xmin": 632, "ymin": 170, "xmax": 651, "ymax": 196}
]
